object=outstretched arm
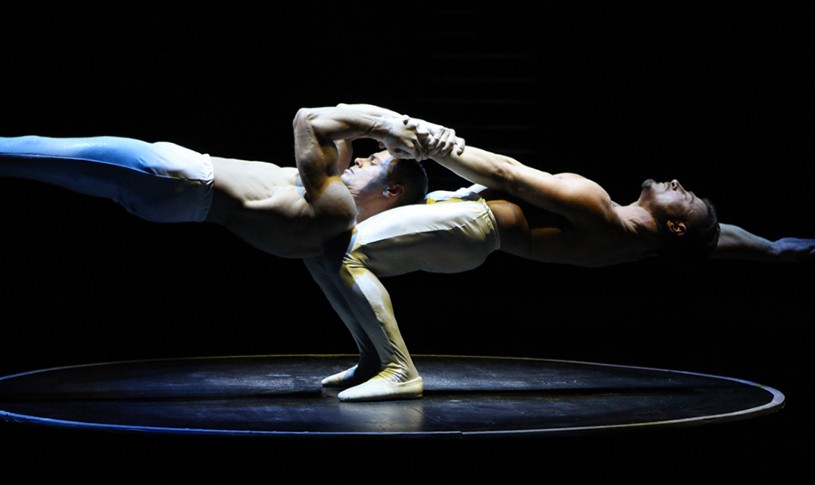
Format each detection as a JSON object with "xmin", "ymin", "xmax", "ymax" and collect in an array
[
  {"xmin": 427, "ymin": 143, "xmax": 614, "ymax": 222},
  {"xmin": 711, "ymin": 223, "xmax": 815, "ymax": 262}
]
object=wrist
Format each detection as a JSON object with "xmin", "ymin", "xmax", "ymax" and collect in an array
[{"xmin": 367, "ymin": 115, "xmax": 397, "ymax": 140}]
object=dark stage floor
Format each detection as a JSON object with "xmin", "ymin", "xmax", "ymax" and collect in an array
[{"xmin": 0, "ymin": 354, "xmax": 783, "ymax": 438}]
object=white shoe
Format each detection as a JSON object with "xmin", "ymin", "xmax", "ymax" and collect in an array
[
  {"xmin": 337, "ymin": 374, "xmax": 423, "ymax": 402},
  {"xmin": 321, "ymin": 364, "xmax": 379, "ymax": 388}
]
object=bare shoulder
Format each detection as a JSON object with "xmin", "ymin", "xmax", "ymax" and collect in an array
[
  {"xmin": 307, "ymin": 178, "xmax": 357, "ymax": 227},
  {"xmin": 552, "ymin": 173, "xmax": 611, "ymax": 203}
]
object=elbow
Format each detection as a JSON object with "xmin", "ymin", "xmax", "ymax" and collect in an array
[
  {"xmin": 292, "ymin": 107, "xmax": 321, "ymax": 132},
  {"xmin": 293, "ymin": 107, "xmax": 336, "ymax": 143}
]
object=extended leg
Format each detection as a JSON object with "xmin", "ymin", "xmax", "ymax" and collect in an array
[{"xmin": 0, "ymin": 135, "xmax": 213, "ymax": 222}]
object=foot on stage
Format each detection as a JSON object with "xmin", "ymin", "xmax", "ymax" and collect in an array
[
  {"xmin": 321, "ymin": 364, "xmax": 376, "ymax": 389},
  {"xmin": 336, "ymin": 364, "xmax": 424, "ymax": 402}
]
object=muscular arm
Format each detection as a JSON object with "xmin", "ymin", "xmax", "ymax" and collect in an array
[
  {"xmin": 711, "ymin": 223, "xmax": 815, "ymax": 262},
  {"xmin": 336, "ymin": 103, "xmax": 403, "ymax": 118},
  {"xmin": 430, "ymin": 145, "xmax": 614, "ymax": 222},
  {"xmin": 294, "ymin": 106, "xmax": 393, "ymax": 200},
  {"xmin": 292, "ymin": 104, "xmax": 426, "ymax": 220},
  {"xmin": 328, "ymin": 103, "xmax": 406, "ymax": 171}
]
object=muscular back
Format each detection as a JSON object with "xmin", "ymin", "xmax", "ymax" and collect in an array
[{"xmin": 206, "ymin": 156, "xmax": 355, "ymax": 258}]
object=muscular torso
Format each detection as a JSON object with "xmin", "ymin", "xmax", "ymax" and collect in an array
[
  {"xmin": 205, "ymin": 156, "xmax": 355, "ymax": 258},
  {"xmin": 483, "ymin": 189, "xmax": 647, "ymax": 268}
]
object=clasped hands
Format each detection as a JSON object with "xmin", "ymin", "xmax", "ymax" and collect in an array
[{"xmin": 378, "ymin": 114, "xmax": 466, "ymax": 161}]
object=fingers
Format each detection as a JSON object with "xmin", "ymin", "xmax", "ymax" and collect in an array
[
  {"xmin": 454, "ymin": 136, "xmax": 466, "ymax": 156},
  {"xmin": 426, "ymin": 128, "xmax": 465, "ymax": 157},
  {"xmin": 395, "ymin": 116, "xmax": 466, "ymax": 159},
  {"xmin": 435, "ymin": 128, "xmax": 457, "ymax": 155}
]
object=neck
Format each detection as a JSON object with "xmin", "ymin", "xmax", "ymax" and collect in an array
[
  {"xmin": 614, "ymin": 204, "xmax": 663, "ymax": 260},
  {"xmin": 355, "ymin": 195, "xmax": 398, "ymax": 223},
  {"xmin": 356, "ymin": 209, "xmax": 373, "ymax": 223},
  {"xmin": 617, "ymin": 203, "xmax": 656, "ymax": 234},
  {"xmin": 354, "ymin": 201, "xmax": 383, "ymax": 223}
]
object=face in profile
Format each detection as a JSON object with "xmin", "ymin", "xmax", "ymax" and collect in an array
[
  {"xmin": 638, "ymin": 179, "xmax": 711, "ymax": 233},
  {"xmin": 341, "ymin": 151, "xmax": 395, "ymax": 198}
]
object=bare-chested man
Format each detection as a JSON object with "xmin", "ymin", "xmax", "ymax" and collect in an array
[
  {"xmin": 1, "ymin": 103, "xmax": 464, "ymax": 401},
  {"xmin": 0, "ymin": 104, "xmax": 461, "ymax": 258},
  {"xmin": 306, "ymin": 130, "xmax": 814, "ymax": 402}
]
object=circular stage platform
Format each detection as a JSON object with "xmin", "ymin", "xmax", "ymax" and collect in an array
[{"xmin": 0, "ymin": 354, "xmax": 784, "ymax": 438}]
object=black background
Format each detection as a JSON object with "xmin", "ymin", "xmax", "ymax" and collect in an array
[{"xmin": 1, "ymin": 3, "xmax": 812, "ymax": 482}]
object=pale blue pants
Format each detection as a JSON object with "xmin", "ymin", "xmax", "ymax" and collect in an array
[{"xmin": 0, "ymin": 135, "xmax": 213, "ymax": 222}]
